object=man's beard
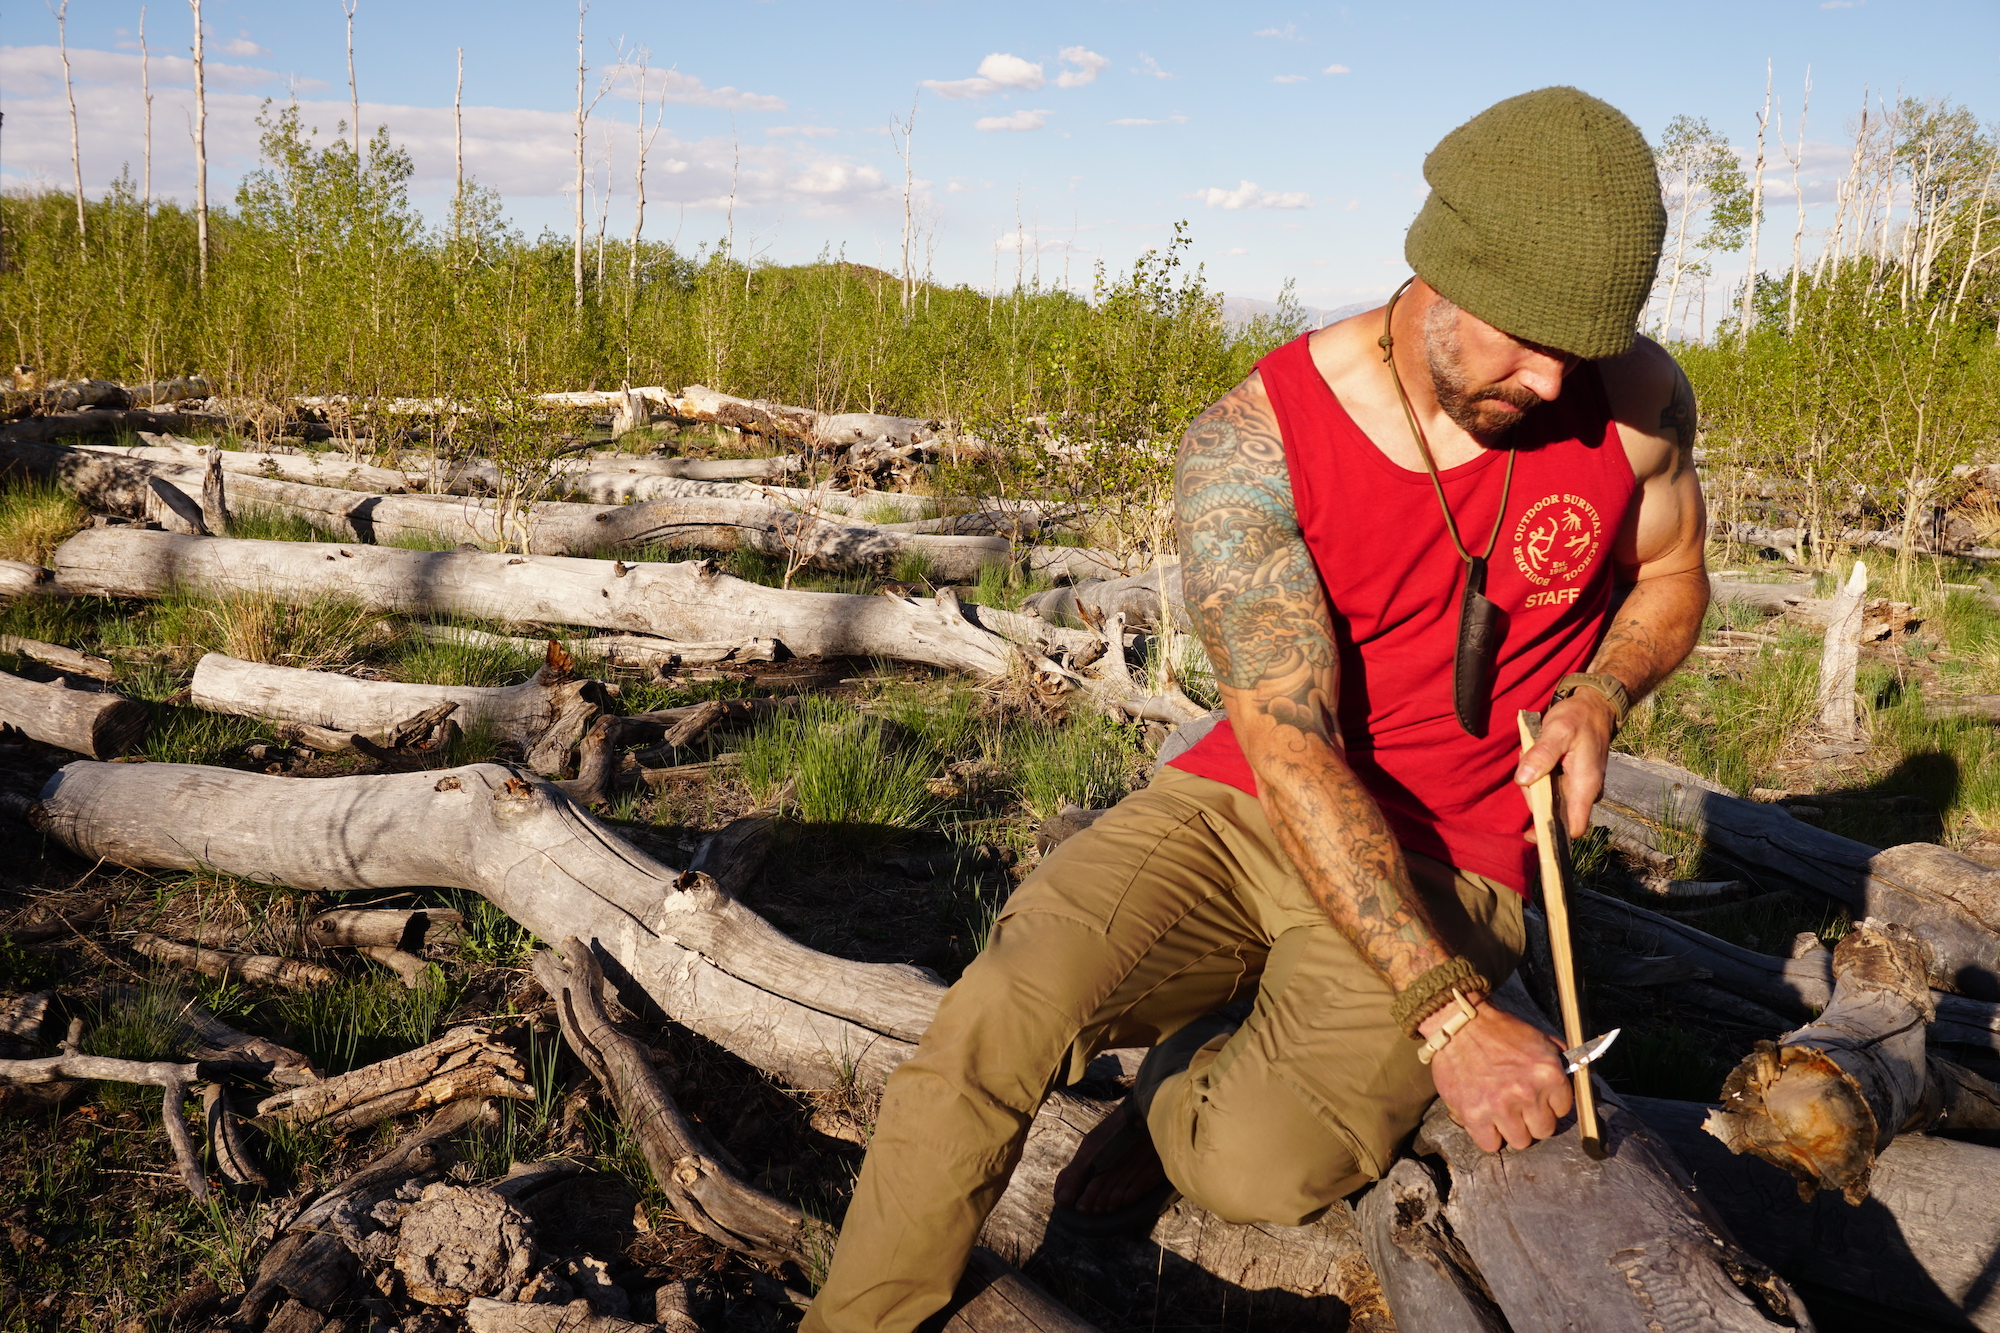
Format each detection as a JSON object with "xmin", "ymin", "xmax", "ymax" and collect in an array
[{"xmin": 1423, "ymin": 299, "xmax": 1543, "ymax": 439}]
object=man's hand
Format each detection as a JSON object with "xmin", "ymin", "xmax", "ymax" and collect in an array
[
  {"xmin": 1514, "ymin": 688, "xmax": 1618, "ymax": 838},
  {"xmin": 1424, "ymin": 997, "xmax": 1572, "ymax": 1151}
]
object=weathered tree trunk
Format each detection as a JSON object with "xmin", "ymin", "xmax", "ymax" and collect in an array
[
  {"xmin": 0, "ymin": 635, "xmax": 116, "ymax": 680},
  {"xmin": 255, "ymin": 1024, "xmax": 532, "ymax": 1132},
  {"xmin": 0, "ymin": 669, "xmax": 147, "ymax": 758},
  {"xmin": 1704, "ymin": 922, "xmax": 2000, "ymax": 1203},
  {"xmin": 190, "ymin": 652, "xmax": 605, "ymax": 751},
  {"xmin": 53, "ymin": 529, "xmax": 1024, "ymax": 678},
  {"xmin": 1815, "ymin": 560, "xmax": 1869, "ymax": 739},
  {"xmin": 407, "ymin": 623, "xmax": 778, "ymax": 671},
  {"xmin": 306, "ymin": 908, "xmax": 461, "ymax": 951},
  {"xmin": 0, "ymin": 561, "xmax": 57, "ymax": 605},
  {"xmin": 81, "ymin": 438, "xmax": 420, "ymax": 493},
  {"xmin": 1354, "ymin": 1156, "xmax": 1508, "ymax": 1333},
  {"xmin": 1598, "ymin": 752, "xmax": 2000, "ymax": 999},
  {"xmin": 0, "ymin": 407, "xmax": 199, "ymax": 444},
  {"xmin": 1637, "ymin": 1095, "xmax": 2000, "ymax": 1331}
]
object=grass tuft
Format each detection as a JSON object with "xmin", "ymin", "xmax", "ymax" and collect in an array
[
  {"xmin": 1007, "ymin": 708, "xmax": 1137, "ymax": 821},
  {"xmin": 744, "ymin": 694, "xmax": 938, "ymax": 837},
  {"xmin": 0, "ymin": 479, "xmax": 86, "ymax": 565}
]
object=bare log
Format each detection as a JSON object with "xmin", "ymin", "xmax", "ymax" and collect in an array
[
  {"xmin": 130, "ymin": 932, "xmax": 336, "ymax": 989},
  {"xmin": 0, "ymin": 406, "xmax": 198, "ymax": 444},
  {"xmin": 464, "ymin": 1300, "xmax": 667, "ymax": 1333},
  {"xmin": 0, "ymin": 635, "xmax": 116, "ymax": 680},
  {"xmin": 203, "ymin": 1081, "xmax": 267, "ymax": 1190},
  {"xmin": 55, "ymin": 528, "xmax": 1028, "ymax": 677},
  {"xmin": 84, "ymin": 439, "xmax": 422, "ymax": 493},
  {"xmin": 189, "ymin": 652, "xmax": 604, "ymax": 751},
  {"xmin": 1355, "ymin": 1156, "xmax": 1508, "ymax": 1333},
  {"xmin": 1815, "ymin": 561, "xmax": 1869, "ymax": 739},
  {"xmin": 1638, "ymin": 1095, "xmax": 2000, "ymax": 1331},
  {"xmin": 199, "ymin": 445, "xmax": 230, "ymax": 537},
  {"xmin": 0, "ymin": 669, "xmax": 147, "ymax": 758},
  {"xmin": 408, "ymin": 623, "xmax": 778, "ymax": 670},
  {"xmin": 1704, "ymin": 922, "xmax": 2000, "ymax": 1203},
  {"xmin": 306, "ymin": 908, "xmax": 461, "ymax": 951},
  {"xmin": 255, "ymin": 1023, "xmax": 532, "ymax": 1132},
  {"xmin": 1599, "ymin": 752, "xmax": 2000, "ymax": 1000},
  {"xmin": 0, "ymin": 560, "xmax": 57, "ymax": 605}
]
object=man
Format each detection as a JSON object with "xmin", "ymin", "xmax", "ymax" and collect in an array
[{"xmin": 804, "ymin": 86, "xmax": 1708, "ymax": 1332}]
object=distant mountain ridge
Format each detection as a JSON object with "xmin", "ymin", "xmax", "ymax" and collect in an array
[{"xmin": 1221, "ymin": 295, "xmax": 1376, "ymax": 330}]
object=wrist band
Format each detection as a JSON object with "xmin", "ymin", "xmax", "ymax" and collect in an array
[
  {"xmin": 1390, "ymin": 956, "xmax": 1490, "ymax": 1040},
  {"xmin": 1417, "ymin": 990, "xmax": 1479, "ymax": 1066},
  {"xmin": 1550, "ymin": 672, "xmax": 1632, "ymax": 729}
]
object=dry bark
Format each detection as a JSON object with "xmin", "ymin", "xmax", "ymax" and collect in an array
[
  {"xmin": 0, "ymin": 560, "xmax": 57, "ymax": 605},
  {"xmin": 306, "ymin": 908, "xmax": 461, "ymax": 951},
  {"xmin": 130, "ymin": 932, "xmax": 337, "ymax": 989},
  {"xmin": 204, "ymin": 1080, "xmax": 268, "ymax": 1190},
  {"xmin": 464, "ymin": 1298, "xmax": 668, "ymax": 1333},
  {"xmin": 1704, "ymin": 922, "xmax": 2000, "ymax": 1203},
  {"xmin": 190, "ymin": 652, "xmax": 606, "ymax": 751},
  {"xmin": 81, "ymin": 437, "xmax": 419, "ymax": 492},
  {"xmin": 255, "ymin": 1023, "xmax": 532, "ymax": 1132},
  {"xmin": 0, "ymin": 669, "xmax": 147, "ymax": 758},
  {"xmin": 53, "ymin": 529, "xmax": 1025, "ymax": 677},
  {"xmin": 1816, "ymin": 561, "xmax": 1870, "ymax": 738}
]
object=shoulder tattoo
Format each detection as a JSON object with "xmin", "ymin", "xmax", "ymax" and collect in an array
[{"xmin": 1659, "ymin": 372, "xmax": 1697, "ymax": 482}]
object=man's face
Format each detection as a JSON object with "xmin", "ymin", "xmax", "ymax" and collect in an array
[{"xmin": 1422, "ymin": 296, "xmax": 1578, "ymax": 440}]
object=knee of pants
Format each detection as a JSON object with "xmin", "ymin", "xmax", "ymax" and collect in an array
[{"xmin": 1165, "ymin": 1091, "xmax": 1371, "ymax": 1226}]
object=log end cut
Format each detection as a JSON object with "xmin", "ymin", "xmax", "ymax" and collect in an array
[{"xmin": 87, "ymin": 696, "xmax": 149, "ymax": 759}]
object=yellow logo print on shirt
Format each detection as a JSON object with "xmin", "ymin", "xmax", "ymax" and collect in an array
[{"xmin": 1512, "ymin": 493, "xmax": 1604, "ymax": 605}]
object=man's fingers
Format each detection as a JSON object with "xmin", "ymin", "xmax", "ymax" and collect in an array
[
  {"xmin": 1524, "ymin": 1099, "xmax": 1559, "ymax": 1143},
  {"xmin": 1468, "ymin": 1120, "xmax": 1503, "ymax": 1154},
  {"xmin": 1498, "ymin": 1112, "xmax": 1534, "ymax": 1152},
  {"xmin": 1513, "ymin": 734, "xmax": 1567, "ymax": 787}
]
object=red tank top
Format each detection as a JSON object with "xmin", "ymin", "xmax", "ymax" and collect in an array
[{"xmin": 1169, "ymin": 332, "xmax": 1637, "ymax": 894}]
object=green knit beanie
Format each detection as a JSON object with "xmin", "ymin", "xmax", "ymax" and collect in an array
[{"xmin": 1404, "ymin": 87, "xmax": 1666, "ymax": 359}]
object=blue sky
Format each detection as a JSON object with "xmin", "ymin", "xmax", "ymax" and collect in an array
[{"xmin": 2, "ymin": 1, "xmax": 1994, "ymax": 313}]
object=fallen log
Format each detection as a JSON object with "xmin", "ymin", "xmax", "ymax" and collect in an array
[
  {"xmin": 1637, "ymin": 1095, "xmax": 2000, "ymax": 1332},
  {"xmin": 1356, "ymin": 979, "xmax": 1812, "ymax": 1333},
  {"xmin": 81, "ymin": 437, "xmax": 420, "ymax": 493},
  {"xmin": 407, "ymin": 623, "xmax": 778, "ymax": 670},
  {"xmin": 0, "ymin": 635, "xmax": 117, "ymax": 681},
  {"xmin": 0, "ymin": 560, "xmax": 57, "ymax": 605},
  {"xmin": 0, "ymin": 670, "xmax": 147, "ymax": 758},
  {"xmin": 1703, "ymin": 921, "xmax": 2000, "ymax": 1203},
  {"xmin": 131, "ymin": 932, "xmax": 337, "ymax": 989},
  {"xmin": 1717, "ymin": 519, "xmax": 2000, "ymax": 564},
  {"xmin": 122, "ymin": 375, "xmax": 212, "ymax": 407},
  {"xmin": 1599, "ymin": 752, "xmax": 2000, "ymax": 999},
  {"xmin": 189, "ymin": 652, "xmax": 605, "ymax": 752},
  {"xmin": 53, "ymin": 528, "xmax": 1023, "ymax": 677},
  {"xmin": 0, "ymin": 406, "xmax": 201, "ymax": 444},
  {"xmin": 255, "ymin": 1023, "xmax": 532, "ymax": 1132},
  {"xmin": 306, "ymin": 908, "xmax": 461, "ymax": 951}
]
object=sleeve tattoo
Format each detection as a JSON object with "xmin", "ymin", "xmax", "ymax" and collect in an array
[{"xmin": 1174, "ymin": 386, "xmax": 1451, "ymax": 989}]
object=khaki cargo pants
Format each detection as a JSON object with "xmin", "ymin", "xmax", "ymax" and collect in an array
[{"xmin": 801, "ymin": 766, "xmax": 1525, "ymax": 1333}]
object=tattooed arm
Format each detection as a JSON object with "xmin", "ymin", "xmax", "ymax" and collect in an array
[
  {"xmin": 1517, "ymin": 337, "xmax": 1711, "ymax": 835},
  {"xmin": 1177, "ymin": 375, "xmax": 1570, "ymax": 1153}
]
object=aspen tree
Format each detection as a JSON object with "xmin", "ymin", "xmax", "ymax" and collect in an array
[
  {"xmin": 52, "ymin": 0, "xmax": 84, "ymax": 251},
  {"xmin": 343, "ymin": 0, "xmax": 360, "ymax": 157},
  {"xmin": 627, "ymin": 50, "xmax": 665, "ymax": 300},
  {"xmin": 453, "ymin": 47, "xmax": 464, "ymax": 243},
  {"xmin": 892, "ymin": 93, "xmax": 918, "ymax": 312},
  {"xmin": 1737, "ymin": 60, "xmax": 1771, "ymax": 346},
  {"xmin": 140, "ymin": 6, "xmax": 153, "ymax": 244},
  {"xmin": 1785, "ymin": 69, "xmax": 1810, "ymax": 335},
  {"xmin": 189, "ymin": 0, "xmax": 209, "ymax": 285}
]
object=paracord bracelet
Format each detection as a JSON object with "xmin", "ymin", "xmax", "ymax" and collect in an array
[{"xmin": 1389, "ymin": 956, "xmax": 1490, "ymax": 1041}]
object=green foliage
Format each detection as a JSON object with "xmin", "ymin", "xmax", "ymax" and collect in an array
[
  {"xmin": 226, "ymin": 504, "xmax": 350, "ymax": 544},
  {"xmin": 0, "ymin": 478, "xmax": 87, "ymax": 565},
  {"xmin": 456, "ymin": 894, "xmax": 536, "ymax": 969},
  {"xmin": 274, "ymin": 968, "xmax": 459, "ymax": 1075},
  {"xmin": 388, "ymin": 623, "xmax": 546, "ymax": 688},
  {"xmin": 743, "ymin": 694, "xmax": 939, "ymax": 837},
  {"xmin": 1006, "ymin": 708, "xmax": 1138, "ymax": 821}
]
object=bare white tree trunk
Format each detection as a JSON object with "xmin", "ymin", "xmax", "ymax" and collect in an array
[
  {"xmin": 1816, "ymin": 560, "xmax": 1869, "ymax": 740},
  {"xmin": 189, "ymin": 0, "xmax": 208, "ymax": 285},
  {"xmin": 628, "ymin": 51, "xmax": 664, "ymax": 299},
  {"xmin": 894, "ymin": 94, "xmax": 918, "ymax": 312},
  {"xmin": 572, "ymin": 1, "xmax": 590, "ymax": 313},
  {"xmin": 54, "ymin": 0, "xmax": 85, "ymax": 252},
  {"xmin": 140, "ymin": 6, "xmax": 153, "ymax": 244},
  {"xmin": 1953, "ymin": 152, "xmax": 1999, "ymax": 315},
  {"xmin": 1785, "ymin": 68, "xmax": 1810, "ymax": 335},
  {"xmin": 343, "ymin": 0, "xmax": 360, "ymax": 157},
  {"xmin": 453, "ymin": 46, "xmax": 464, "ymax": 243},
  {"xmin": 1738, "ymin": 61, "xmax": 1771, "ymax": 346}
]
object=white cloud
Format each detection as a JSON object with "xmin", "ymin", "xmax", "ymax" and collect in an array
[
  {"xmin": 1324, "ymin": 63, "xmax": 1352, "ymax": 74},
  {"xmin": 1221, "ymin": 247, "xmax": 1249, "ymax": 256},
  {"xmin": 219, "ymin": 35, "xmax": 271, "ymax": 59},
  {"xmin": 610, "ymin": 65, "xmax": 786, "ymax": 112},
  {"xmin": 0, "ymin": 45, "xmax": 886, "ymax": 220},
  {"xmin": 923, "ymin": 52, "xmax": 1044, "ymax": 100},
  {"xmin": 994, "ymin": 230, "xmax": 1086, "ymax": 256},
  {"xmin": 1253, "ymin": 24, "xmax": 1303, "ymax": 41},
  {"xmin": 1343, "ymin": 198, "xmax": 1361, "ymax": 211},
  {"xmin": 1192, "ymin": 180, "xmax": 1311, "ymax": 210},
  {"xmin": 1135, "ymin": 54, "xmax": 1173, "ymax": 80},
  {"xmin": 1274, "ymin": 75, "xmax": 1307, "ymax": 84},
  {"xmin": 1112, "ymin": 115, "xmax": 1188, "ymax": 126},
  {"xmin": 1056, "ymin": 47, "xmax": 1109, "ymax": 88},
  {"xmin": 975, "ymin": 109, "xmax": 1051, "ymax": 133},
  {"xmin": 766, "ymin": 125, "xmax": 839, "ymax": 138}
]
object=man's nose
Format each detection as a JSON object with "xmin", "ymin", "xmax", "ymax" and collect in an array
[{"xmin": 1514, "ymin": 351, "xmax": 1572, "ymax": 402}]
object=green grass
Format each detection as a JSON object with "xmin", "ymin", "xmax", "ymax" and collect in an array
[
  {"xmin": 971, "ymin": 560, "xmax": 1055, "ymax": 612},
  {"xmin": 743, "ymin": 694, "xmax": 939, "ymax": 838},
  {"xmin": 225, "ymin": 504, "xmax": 349, "ymax": 544},
  {"xmin": 1006, "ymin": 708, "xmax": 1138, "ymax": 820},
  {"xmin": 0, "ymin": 478, "xmax": 86, "ymax": 565},
  {"xmin": 273, "ymin": 968, "xmax": 460, "ymax": 1075},
  {"xmin": 387, "ymin": 624, "xmax": 546, "ymax": 688},
  {"xmin": 382, "ymin": 528, "xmax": 468, "ymax": 552},
  {"xmin": 137, "ymin": 707, "xmax": 267, "ymax": 765}
]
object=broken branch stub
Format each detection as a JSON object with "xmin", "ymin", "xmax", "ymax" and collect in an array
[
  {"xmin": 1705, "ymin": 921, "xmax": 2000, "ymax": 1203},
  {"xmin": 256, "ymin": 1023, "xmax": 533, "ymax": 1132},
  {"xmin": 130, "ymin": 932, "xmax": 337, "ymax": 989}
]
